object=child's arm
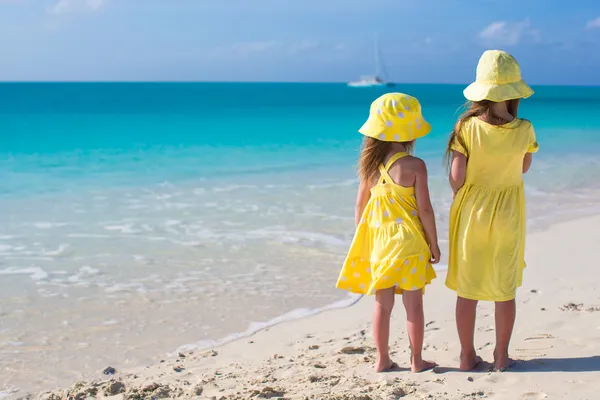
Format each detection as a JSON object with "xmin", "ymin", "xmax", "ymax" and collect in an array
[
  {"xmin": 449, "ymin": 152, "xmax": 467, "ymax": 197},
  {"xmin": 523, "ymin": 153, "xmax": 533, "ymax": 173},
  {"xmin": 355, "ymin": 181, "xmax": 371, "ymax": 227},
  {"xmin": 524, "ymin": 122, "xmax": 538, "ymax": 173},
  {"xmin": 414, "ymin": 160, "xmax": 441, "ymax": 264}
]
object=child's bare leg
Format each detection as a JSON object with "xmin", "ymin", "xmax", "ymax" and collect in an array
[
  {"xmin": 494, "ymin": 299, "xmax": 516, "ymax": 371},
  {"xmin": 402, "ymin": 289, "xmax": 436, "ymax": 372},
  {"xmin": 456, "ymin": 296, "xmax": 482, "ymax": 370},
  {"xmin": 373, "ymin": 287, "xmax": 395, "ymax": 372}
]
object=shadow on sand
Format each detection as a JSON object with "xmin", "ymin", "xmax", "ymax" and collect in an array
[
  {"xmin": 432, "ymin": 361, "xmax": 493, "ymax": 375},
  {"xmin": 512, "ymin": 356, "xmax": 600, "ymax": 373},
  {"xmin": 432, "ymin": 356, "xmax": 600, "ymax": 374}
]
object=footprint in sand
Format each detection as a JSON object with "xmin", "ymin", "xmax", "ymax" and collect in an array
[
  {"xmin": 517, "ymin": 333, "xmax": 555, "ymax": 356},
  {"xmin": 520, "ymin": 392, "xmax": 548, "ymax": 399},
  {"xmin": 524, "ymin": 334, "xmax": 555, "ymax": 341},
  {"xmin": 515, "ymin": 346, "xmax": 552, "ymax": 357}
]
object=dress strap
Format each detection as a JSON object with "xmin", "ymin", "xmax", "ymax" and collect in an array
[{"xmin": 377, "ymin": 152, "xmax": 409, "ymax": 185}]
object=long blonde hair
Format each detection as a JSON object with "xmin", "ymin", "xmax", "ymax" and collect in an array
[
  {"xmin": 444, "ymin": 99, "xmax": 520, "ymax": 168},
  {"xmin": 358, "ymin": 137, "xmax": 414, "ymax": 186}
]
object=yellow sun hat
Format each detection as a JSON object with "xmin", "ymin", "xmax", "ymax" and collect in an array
[
  {"xmin": 463, "ymin": 50, "xmax": 533, "ymax": 102},
  {"xmin": 358, "ymin": 93, "xmax": 431, "ymax": 142}
]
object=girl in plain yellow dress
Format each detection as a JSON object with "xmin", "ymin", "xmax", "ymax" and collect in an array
[
  {"xmin": 446, "ymin": 50, "xmax": 539, "ymax": 372},
  {"xmin": 336, "ymin": 93, "xmax": 440, "ymax": 373}
]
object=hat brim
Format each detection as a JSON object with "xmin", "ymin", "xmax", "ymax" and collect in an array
[
  {"xmin": 359, "ymin": 120, "xmax": 431, "ymax": 142},
  {"xmin": 463, "ymin": 80, "xmax": 534, "ymax": 102}
]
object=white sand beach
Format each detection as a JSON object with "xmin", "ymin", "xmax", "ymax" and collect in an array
[{"xmin": 29, "ymin": 215, "xmax": 600, "ymax": 400}]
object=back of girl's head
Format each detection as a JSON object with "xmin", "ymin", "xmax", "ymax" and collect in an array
[
  {"xmin": 447, "ymin": 50, "xmax": 534, "ymax": 167},
  {"xmin": 357, "ymin": 93, "xmax": 431, "ymax": 184},
  {"xmin": 358, "ymin": 138, "xmax": 414, "ymax": 186}
]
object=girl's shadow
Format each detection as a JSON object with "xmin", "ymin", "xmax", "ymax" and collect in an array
[
  {"xmin": 511, "ymin": 356, "xmax": 600, "ymax": 372},
  {"xmin": 432, "ymin": 356, "xmax": 600, "ymax": 374}
]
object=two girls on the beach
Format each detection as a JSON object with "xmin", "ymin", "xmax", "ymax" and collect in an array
[{"xmin": 336, "ymin": 50, "xmax": 538, "ymax": 373}]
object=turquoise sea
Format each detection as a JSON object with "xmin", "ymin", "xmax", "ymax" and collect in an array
[{"xmin": 2, "ymin": 83, "xmax": 600, "ymax": 395}]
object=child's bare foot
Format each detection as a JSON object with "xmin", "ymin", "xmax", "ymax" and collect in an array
[
  {"xmin": 375, "ymin": 358, "xmax": 400, "ymax": 373},
  {"xmin": 460, "ymin": 351, "xmax": 483, "ymax": 371},
  {"xmin": 411, "ymin": 358, "xmax": 437, "ymax": 373},
  {"xmin": 494, "ymin": 355, "xmax": 515, "ymax": 371}
]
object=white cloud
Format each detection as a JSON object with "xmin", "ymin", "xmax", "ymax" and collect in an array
[
  {"xmin": 478, "ymin": 19, "xmax": 540, "ymax": 47},
  {"xmin": 49, "ymin": 0, "xmax": 106, "ymax": 14},
  {"xmin": 586, "ymin": 17, "xmax": 600, "ymax": 30}
]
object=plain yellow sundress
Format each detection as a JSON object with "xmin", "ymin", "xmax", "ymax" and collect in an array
[
  {"xmin": 446, "ymin": 117, "xmax": 539, "ymax": 301},
  {"xmin": 336, "ymin": 152, "xmax": 437, "ymax": 295}
]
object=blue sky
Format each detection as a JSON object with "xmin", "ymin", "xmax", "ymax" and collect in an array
[{"xmin": 1, "ymin": 0, "xmax": 600, "ymax": 84}]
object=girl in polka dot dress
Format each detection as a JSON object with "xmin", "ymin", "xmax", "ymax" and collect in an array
[{"xmin": 336, "ymin": 93, "xmax": 440, "ymax": 373}]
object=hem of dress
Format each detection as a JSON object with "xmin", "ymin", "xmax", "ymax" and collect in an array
[
  {"xmin": 445, "ymin": 282, "xmax": 517, "ymax": 302},
  {"xmin": 336, "ymin": 279, "xmax": 434, "ymax": 296},
  {"xmin": 336, "ymin": 253, "xmax": 436, "ymax": 296}
]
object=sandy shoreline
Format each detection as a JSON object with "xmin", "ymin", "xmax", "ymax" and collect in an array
[{"xmin": 11, "ymin": 215, "xmax": 600, "ymax": 400}]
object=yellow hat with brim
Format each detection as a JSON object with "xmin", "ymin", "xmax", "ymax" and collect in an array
[
  {"xmin": 358, "ymin": 93, "xmax": 431, "ymax": 142},
  {"xmin": 463, "ymin": 50, "xmax": 533, "ymax": 102}
]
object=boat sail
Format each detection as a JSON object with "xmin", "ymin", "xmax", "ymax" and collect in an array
[{"xmin": 348, "ymin": 34, "xmax": 393, "ymax": 87}]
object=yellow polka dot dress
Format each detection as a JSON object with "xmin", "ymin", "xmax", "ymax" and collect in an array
[{"xmin": 336, "ymin": 152, "xmax": 436, "ymax": 295}]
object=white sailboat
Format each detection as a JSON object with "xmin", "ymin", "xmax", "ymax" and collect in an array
[{"xmin": 348, "ymin": 34, "xmax": 393, "ymax": 88}]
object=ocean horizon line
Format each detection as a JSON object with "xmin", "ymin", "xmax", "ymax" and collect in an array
[{"xmin": 0, "ymin": 81, "xmax": 599, "ymax": 88}]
